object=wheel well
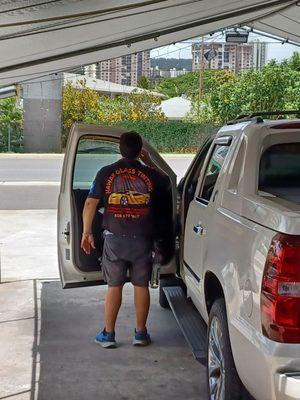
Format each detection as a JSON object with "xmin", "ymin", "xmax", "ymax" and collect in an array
[{"xmin": 204, "ymin": 272, "xmax": 224, "ymax": 314}]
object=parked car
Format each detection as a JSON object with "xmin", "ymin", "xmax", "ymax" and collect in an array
[{"xmin": 58, "ymin": 116, "xmax": 300, "ymax": 400}]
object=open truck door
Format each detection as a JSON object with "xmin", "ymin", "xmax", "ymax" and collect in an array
[{"xmin": 58, "ymin": 123, "xmax": 177, "ymax": 288}]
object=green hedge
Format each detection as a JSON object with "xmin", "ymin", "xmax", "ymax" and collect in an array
[
  {"xmin": 117, "ymin": 121, "xmax": 214, "ymax": 153},
  {"xmin": 0, "ymin": 120, "xmax": 214, "ymax": 153}
]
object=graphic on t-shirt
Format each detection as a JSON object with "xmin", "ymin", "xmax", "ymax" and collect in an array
[
  {"xmin": 108, "ymin": 191, "xmax": 150, "ymax": 206},
  {"xmin": 105, "ymin": 167, "xmax": 153, "ymax": 219}
]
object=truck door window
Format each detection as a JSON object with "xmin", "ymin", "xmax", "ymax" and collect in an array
[
  {"xmin": 71, "ymin": 136, "xmax": 121, "ymax": 272},
  {"xmin": 73, "ymin": 137, "xmax": 121, "ymax": 190},
  {"xmin": 197, "ymin": 144, "xmax": 230, "ymax": 204}
]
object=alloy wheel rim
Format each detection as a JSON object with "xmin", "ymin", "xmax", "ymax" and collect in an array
[{"xmin": 208, "ymin": 316, "xmax": 225, "ymax": 400}]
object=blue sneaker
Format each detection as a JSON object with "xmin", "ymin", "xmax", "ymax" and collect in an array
[
  {"xmin": 133, "ymin": 329, "xmax": 151, "ymax": 346},
  {"xmin": 95, "ymin": 329, "xmax": 116, "ymax": 348}
]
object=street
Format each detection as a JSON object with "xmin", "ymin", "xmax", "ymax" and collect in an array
[{"xmin": 0, "ymin": 154, "xmax": 194, "ymax": 209}]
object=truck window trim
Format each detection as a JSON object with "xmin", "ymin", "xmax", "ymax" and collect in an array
[{"xmin": 196, "ymin": 136, "xmax": 232, "ymax": 206}]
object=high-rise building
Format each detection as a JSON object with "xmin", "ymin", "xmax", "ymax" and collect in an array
[
  {"xmin": 253, "ymin": 41, "xmax": 267, "ymax": 70},
  {"xmin": 83, "ymin": 51, "xmax": 151, "ymax": 86},
  {"xmin": 192, "ymin": 41, "xmax": 267, "ymax": 73}
]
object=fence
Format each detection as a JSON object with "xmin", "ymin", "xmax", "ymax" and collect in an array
[{"xmin": 0, "ymin": 121, "xmax": 23, "ymax": 152}]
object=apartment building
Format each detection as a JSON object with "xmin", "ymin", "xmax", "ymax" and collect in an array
[
  {"xmin": 192, "ymin": 41, "xmax": 267, "ymax": 73},
  {"xmin": 84, "ymin": 51, "xmax": 151, "ymax": 86},
  {"xmin": 151, "ymin": 66, "xmax": 190, "ymax": 79}
]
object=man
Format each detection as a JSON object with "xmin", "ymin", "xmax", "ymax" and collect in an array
[{"xmin": 81, "ymin": 131, "xmax": 173, "ymax": 348}]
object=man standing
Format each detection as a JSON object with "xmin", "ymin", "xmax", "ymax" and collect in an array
[{"xmin": 81, "ymin": 131, "xmax": 172, "ymax": 348}]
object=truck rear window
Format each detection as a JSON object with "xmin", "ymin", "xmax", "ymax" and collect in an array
[{"xmin": 259, "ymin": 143, "xmax": 300, "ymax": 203}]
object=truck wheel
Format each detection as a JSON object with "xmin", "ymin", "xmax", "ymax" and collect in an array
[
  {"xmin": 159, "ymin": 276, "xmax": 186, "ymax": 309},
  {"xmin": 207, "ymin": 298, "xmax": 244, "ymax": 400}
]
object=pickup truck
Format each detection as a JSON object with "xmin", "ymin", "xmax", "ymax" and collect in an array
[{"xmin": 58, "ymin": 117, "xmax": 300, "ymax": 400}]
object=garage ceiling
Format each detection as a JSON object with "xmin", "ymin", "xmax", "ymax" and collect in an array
[{"xmin": 0, "ymin": 0, "xmax": 299, "ymax": 87}]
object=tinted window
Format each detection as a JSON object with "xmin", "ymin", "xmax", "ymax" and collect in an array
[
  {"xmin": 73, "ymin": 137, "xmax": 121, "ymax": 189},
  {"xmin": 259, "ymin": 143, "xmax": 300, "ymax": 203},
  {"xmin": 198, "ymin": 144, "xmax": 229, "ymax": 203}
]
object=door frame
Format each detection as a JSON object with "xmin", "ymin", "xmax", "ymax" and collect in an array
[{"xmin": 58, "ymin": 123, "xmax": 177, "ymax": 288}]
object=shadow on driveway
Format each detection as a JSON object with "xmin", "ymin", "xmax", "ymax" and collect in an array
[{"xmin": 33, "ymin": 281, "xmax": 206, "ymax": 400}]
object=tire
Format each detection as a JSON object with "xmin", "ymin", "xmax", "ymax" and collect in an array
[
  {"xmin": 207, "ymin": 298, "xmax": 245, "ymax": 400},
  {"xmin": 159, "ymin": 276, "xmax": 186, "ymax": 309},
  {"xmin": 120, "ymin": 196, "xmax": 128, "ymax": 205}
]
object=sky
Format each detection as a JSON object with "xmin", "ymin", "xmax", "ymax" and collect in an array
[{"xmin": 150, "ymin": 32, "xmax": 299, "ymax": 62}]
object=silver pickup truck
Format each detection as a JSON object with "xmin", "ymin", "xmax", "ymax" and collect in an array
[{"xmin": 162, "ymin": 115, "xmax": 300, "ymax": 400}]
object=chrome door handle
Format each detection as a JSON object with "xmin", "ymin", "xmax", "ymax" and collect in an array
[{"xmin": 193, "ymin": 224, "xmax": 206, "ymax": 236}]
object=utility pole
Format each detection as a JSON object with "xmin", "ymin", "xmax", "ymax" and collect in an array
[
  {"xmin": 198, "ymin": 36, "xmax": 205, "ymax": 99},
  {"xmin": 197, "ymin": 36, "xmax": 205, "ymax": 121},
  {"xmin": 7, "ymin": 125, "xmax": 11, "ymax": 152}
]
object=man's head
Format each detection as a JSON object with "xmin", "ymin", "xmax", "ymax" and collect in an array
[{"xmin": 119, "ymin": 131, "xmax": 143, "ymax": 160}]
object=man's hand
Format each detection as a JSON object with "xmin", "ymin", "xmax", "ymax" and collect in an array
[
  {"xmin": 81, "ymin": 233, "xmax": 96, "ymax": 255},
  {"xmin": 140, "ymin": 149, "xmax": 152, "ymax": 165}
]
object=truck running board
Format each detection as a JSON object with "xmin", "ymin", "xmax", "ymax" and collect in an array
[{"xmin": 163, "ymin": 286, "xmax": 207, "ymax": 364}]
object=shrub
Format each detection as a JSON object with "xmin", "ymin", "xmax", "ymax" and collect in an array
[
  {"xmin": 117, "ymin": 120, "xmax": 214, "ymax": 153},
  {"xmin": 0, "ymin": 98, "xmax": 23, "ymax": 152}
]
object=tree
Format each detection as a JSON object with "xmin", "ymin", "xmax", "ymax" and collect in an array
[
  {"xmin": 127, "ymin": 90, "xmax": 166, "ymax": 121},
  {"xmin": 155, "ymin": 72, "xmax": 198, "ymax": 98},
  {"xmin": 186, "ymin": 61, "xmax": 300, "ymax": 125},
  {"xmin": 62, "ymin": 80, "xmax": 166, "ymax": 147},
  {"xmin": 0, "ymin": 97, "xmax": 23, "ymax": 152},
  {"xmin": 155, "ymin": 70, "xmax": 235, "ymax": 99},
  {"xmin": 287, "ymin": 52, "xmax": 300, "ymax": 71},
  {"xmin": 62, "ymin": 79, "xmax": 101, "ymax": 146},
  {"xmin": 137, "ymin": 75, "xmax": 151, "ymax": 90}
]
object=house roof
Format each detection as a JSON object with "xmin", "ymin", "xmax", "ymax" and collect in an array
[
  {"xmin": 160, "ymin": 96, "xmax": 191, "ymax": 120},
  {"xmin": 63, "ymin": 73, "xmax": 164, "ymax": 97}
]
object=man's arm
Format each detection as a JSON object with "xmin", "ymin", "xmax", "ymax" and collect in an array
[
  {"xmin": 81, "ymin": 197, "xmax": 99, "ymax": 254},
  {"xmin": 140, "ymin": 149, "xmax": 159, "ymax": 170}
]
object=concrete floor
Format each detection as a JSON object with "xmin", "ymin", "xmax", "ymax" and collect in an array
[{"xmin": 0, "ymin": 210, "xmax": 207, "ymax": 400}]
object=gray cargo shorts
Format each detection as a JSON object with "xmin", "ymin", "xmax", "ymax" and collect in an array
[{"xmin": 101, "ymin": 233, "xmax": 153, "ymax": 287}]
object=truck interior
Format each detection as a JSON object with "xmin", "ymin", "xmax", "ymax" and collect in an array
[
  {"xmin": 71, "ymin": 135, "xmax": 175, "ymax": 273},
  {"xmin": 259, "ymin": 142, "xmax": 300, "ymax": 204}
]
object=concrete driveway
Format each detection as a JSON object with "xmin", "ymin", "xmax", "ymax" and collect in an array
[{"xmin": 0, "ymin": 210, "xmax": 207, "ymax": 400}]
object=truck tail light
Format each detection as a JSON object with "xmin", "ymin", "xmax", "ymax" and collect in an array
[{"xmin": 261, "ymin": 233, "xmax": 300, "ymax": 343}]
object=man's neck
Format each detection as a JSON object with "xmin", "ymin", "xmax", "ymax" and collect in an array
[{"xmin": 122, "ymin": 157, "xmax": 138, "ymax": 162}]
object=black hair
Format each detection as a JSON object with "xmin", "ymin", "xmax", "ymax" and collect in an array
[{"xmin": 119, "ymin": 131, "xmax": 143, "ymax": 159}]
